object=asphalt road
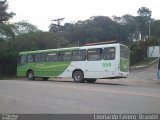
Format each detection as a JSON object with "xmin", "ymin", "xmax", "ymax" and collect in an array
[{"xmin": 0, "ymin": 79, "xmax": 160, "ymax": 113}]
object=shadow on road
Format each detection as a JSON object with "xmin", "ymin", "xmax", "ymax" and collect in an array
[{"xmin": 27, "ymin": 78, "xmax": 129, "ymax": 87}]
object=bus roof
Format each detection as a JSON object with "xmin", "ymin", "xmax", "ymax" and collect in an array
[
  {"xmin": 19, "ymin": 47, "xmax": 79, "ymax": 55},
  {"xmin": 19, "ymin": 43, "xmax": 126, "ymax": 55}
]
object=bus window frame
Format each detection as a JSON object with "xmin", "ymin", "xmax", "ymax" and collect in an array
[
  {"xmin": 103, "ymin": 47, "xmax": 116, "ymax": 60},
  {"xmin": 45, "ymin": 52, "xmax": 58, "ymax": 62},
  {"xmin": 34, "ymin": 53, "xmax": 46, "ymax": 63},
  {"xmin": 18, "ymin": 55, "xmax": 27, "ymax": 65},
  {"xmin": 87, "ymin": 48, "xmax": 102, "ymax": 61},
  {"xmin": 59, "ymin": 51, "xmax": 72, "ymax": 62},
  {"xmin": 26, "ymin": 54, "xmax": 34, "ymax": 63},
  {"xmin": 72, "ymin": 49, "xmax": 86, "ymax": 61}
]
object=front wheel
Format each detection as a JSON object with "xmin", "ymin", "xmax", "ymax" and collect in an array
[
  {"xmin": 85, "ymin": 79, "xmax": 97, "ymax": 83},
  {"xmin": 27, "ymin": 71, "xmax": 35, "ymax": 80},
  {"xmin": 73, "ymin": 71, "xmax": 85, "ymax": 83}
]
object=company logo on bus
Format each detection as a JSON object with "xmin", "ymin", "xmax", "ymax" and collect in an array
[{"xmin": 102, "ymin": 63, "xmax": 111, "ymax": 67}]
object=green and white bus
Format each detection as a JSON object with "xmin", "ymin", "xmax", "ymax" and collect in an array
[{"xmin": 17, "ymin": 43, "xmax": 129, "ymax": 83}]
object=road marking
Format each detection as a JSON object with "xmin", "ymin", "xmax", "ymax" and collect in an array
[
  {"xmin": 8, "ymin": 80, "xmax": 160, "ymax": 98},
  {"xmin": 0, "ymin": 93, "xmax": 19, "ymax": 100}
]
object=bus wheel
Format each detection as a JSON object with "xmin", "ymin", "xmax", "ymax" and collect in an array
[
  {"xmin": 85, "ymin": 79, "xmax": 97, "ymax": 83},
  {"xmin": 42, "ymin": 77, "xmax": 49, "ymax": 81},
  {"xmin": 73, "ymin": 70, "xmax": 85, "ymax": 83},
  {"xmin": 27, "ymin": 71, "xmax": 35, "ymax": 80}
]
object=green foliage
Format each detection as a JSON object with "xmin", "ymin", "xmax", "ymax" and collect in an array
[
  {"xmin": 0, "ymin": 0, "xmax": 15, "ymax": 23},
  {"xmin": 11, "ymin": 31, "xmax": 69, "ymax": 51},
  {"xmin": 150, "ymin": 20, "xmax": 160, "ymax": 37},
  {"xmin": 137, "ymin": 7, "xmax": 152, "ymax": 22},
  {"xmin": 129, "ymin": 36, "xmax": 160, "ymax": 65},
  {"xmin": 14, "ymin": 21, "xmax": 40, "ymax": 35},
  {"xmin": 61, "ymin": 16, "xmax": 126, "ymax": 45},
  {"xmin": 136, "ymin": 7, "xmax": 152, "ymax": 40},
  {"xmin": 0, "ymin": 50, "xmax": 17, "ymax": 77},
  {"xmin": 0, "ymin": 23, "xmax": 15, "ymax": 40},
  {"xmin": 130, "ymin": 43, "xmax": 143, "ymax": 65}
]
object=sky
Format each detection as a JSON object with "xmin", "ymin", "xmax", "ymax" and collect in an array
[{"xmin": 8, "ymin": 0, "xmax": 160, "ymax": 31}]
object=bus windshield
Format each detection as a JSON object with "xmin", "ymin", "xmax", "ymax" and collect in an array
[
  {"xmin": 120, "ymin": 45, "xmax": 129, "ymax": 58},
  {"xmin": 120, "ymin": 45, "xmax": 129, "ymax": 72}
]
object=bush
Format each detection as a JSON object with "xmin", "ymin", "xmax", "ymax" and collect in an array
[{"xmin": 130, "ymin": 43, "xmax": 144, "ymax": 66}]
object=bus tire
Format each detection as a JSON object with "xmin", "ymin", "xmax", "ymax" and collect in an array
[
  {"xmin": 73, "ymin": 70, "xmax": 85, "ymax": 83},
  {"xmin": 42, "ymin": 77, "xmax": 49, "ymax": 81},
  {"xmin": 27, "ymin": 70, "xmax": 35, "ymax": 80},
  {"xmin": 85, "ymin": 79, "xmax": 97, "ymax": 83}
]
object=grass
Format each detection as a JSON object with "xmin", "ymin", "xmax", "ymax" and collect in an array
[{"xmin": 131, "ymin": 58, "xmax": 157, "ymax": 67}]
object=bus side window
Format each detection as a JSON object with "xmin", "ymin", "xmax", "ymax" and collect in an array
[
  {"xmin": 26, "ymin": 54, "xmax": 34, "ymax": 63},
  {"xmin": 18, "ymin": 55, "xmax": 26, "ymax": 65},
  {"xmin": 72, "ymin": 49, "xmax": 86, "ymax": 61},
  {"xmin": 34, "ymin": 53, "xmax": 46, "ymax": 62},
  {"xmin": 59, "ymin": 51, "xmax": 72, "ymax": 61},
  {"xmin": 87, "ymin": 48, "xmax": 102, "ymax": 61},
  {"xmin": 46, "ymin": 52, "xmax": 58, "ymax": 62},
  {"xmin": 103, "ymin": 47, "xmax": 115, "ymax": 60}
]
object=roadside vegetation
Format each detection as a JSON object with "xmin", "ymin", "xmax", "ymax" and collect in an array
[
  {"xmin": 130, "ymin": 58, "xmax": 157, "ymax": 67},
  {"xmin": 0, "ymin": 0, "xmax": 160, "ymax": 78}
]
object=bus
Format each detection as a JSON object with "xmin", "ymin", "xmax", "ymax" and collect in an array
[{"xmin": 17, "ymin": 43, "xmax": 129, "ymax": 83}]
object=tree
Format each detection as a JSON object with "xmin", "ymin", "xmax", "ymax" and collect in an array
[
  {"xmin": 136, "ymin": 7, "xmax": 152, "ymax": 40},
  {"xmin": 113, "ymin": 14, "xmax": 138, "ymax": 44},
  {"xmin": 0, "ymin": 0, "xmax": 15, "ymax": 41},
  {"xmin": 150, "ymin": 20, "xmax": 160, "ymax": 37},
  {"xmin": 0, "ymin": 23, "xmax": 15, "ymax": 40},
  {"xmin": 11, "ymin": 32, "xmax": 69, "ymax": 51},
  {"xmin": 14, "ymin": 21, "xmax": 40, "ymax": 35},
  {"xmin": 61, "ymin": 16, "xmax": 124, "ymax": 45},
  {"xmin": 0, "ymin": 0, "xmax": 15, "ymax": 23}
]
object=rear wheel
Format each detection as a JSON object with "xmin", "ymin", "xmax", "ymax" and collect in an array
[
  {"xmin": 42, "ymin": 77, "xmax": 49, "ymax": 81},
  {"xmin": 85, "ymin": 79, "xmax": 97, "ymax": 83},
  {"xmin": 73, "ymin": 70, "xmax": 85, "ymax": 83},
  {"xmin": 27, "ymin": 71, "xmax": 35, "ymax": 80}
]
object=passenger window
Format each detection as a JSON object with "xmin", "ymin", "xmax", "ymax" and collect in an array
[
  {"xmin": 59, "ymin": 51, "xmax": 72, "ymax": 61},
  {"xmin": 34, "ymin": 53, "xmax": 46, "ymax": 62},
  {"xmin": 87, "ymin": 48, "xmax": 102, "ymax": 61},
  {"xmin": 46, "ymin": 52, "xmax": 58, "ymax": 62},
  {"xmin": 26, "ymin": 54, "xmax": 34, "ymax": 63},
  {"xmin": 72, "ymin": 50, "xmax": 86, "ymax": 61},
  {"xmin": 103, "ymin": 47, "xmax": 115, "ymax": 60},
  {"xmin": 18, "ymin": 55, "xmax": 26, "ymax": 65}
]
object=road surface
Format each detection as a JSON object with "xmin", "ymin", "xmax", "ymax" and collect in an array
[
  {"xmin": 0, "ymin": 62, "xmax": 160, "ymax": 113},
  {"xmin": 0, "ymin": 78, "xmax": 160, "ymax": 113}
]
